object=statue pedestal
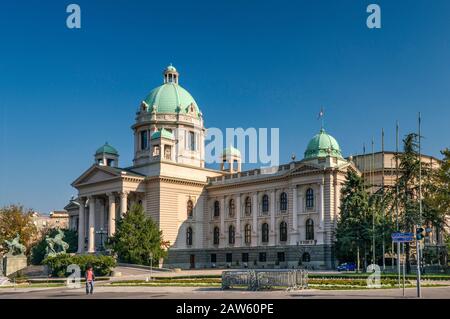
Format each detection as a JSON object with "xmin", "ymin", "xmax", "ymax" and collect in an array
[{"xmin": 4, "ymin": 255, "xmax": 27, "ymax": 276}]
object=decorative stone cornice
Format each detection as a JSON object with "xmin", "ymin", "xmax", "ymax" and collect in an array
[{"xmin": 145, "ymin": 175, "xmax": 208, "ymax": 187}]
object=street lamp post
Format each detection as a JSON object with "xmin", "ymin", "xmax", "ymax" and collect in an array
[{"xmin": 95, "ymin": 228, "xmax": 107, "ymax": 251}]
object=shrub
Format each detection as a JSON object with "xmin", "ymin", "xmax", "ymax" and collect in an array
[{"xmin": 43, "ymin": 254, "xmax": 116, "ymax": 277}]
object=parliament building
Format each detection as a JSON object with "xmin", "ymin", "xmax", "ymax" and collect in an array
[{"xmin": 65, "ymin": 65, "xmax": 440, "ymax": 269}]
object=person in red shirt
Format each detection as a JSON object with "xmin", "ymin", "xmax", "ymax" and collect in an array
[{"xmin": 85, "ymin": 265, "xmax": 95, "ymax": 295}]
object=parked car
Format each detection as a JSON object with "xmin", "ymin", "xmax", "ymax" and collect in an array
[{"xmin": 337, "ymin": 262, "xmax": 356, "ymax": 272}]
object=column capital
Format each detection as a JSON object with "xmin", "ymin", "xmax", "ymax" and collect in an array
[{"xmin": 119, "ymin": 191, "xmax": 129, "ymax": 198}]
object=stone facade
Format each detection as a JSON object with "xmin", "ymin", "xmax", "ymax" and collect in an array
[{"xmin": 67, "ymin": 65, "xmax": 441, "ymax": 269}]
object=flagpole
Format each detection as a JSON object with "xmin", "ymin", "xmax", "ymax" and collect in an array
[
  {"xmin": 382, "ymin": 128, "xmax": 385, "ymax": 271},
  {"xmin": 416, "ymin": 112, "xmax": 422, "ymax": 298},
  {"xmin": 396, "ymin": 121, "xmax": 401, "ymax": 287},
  {"xmin": 372, "ymin": 137, "xmax": 376, "ymax": 265}
]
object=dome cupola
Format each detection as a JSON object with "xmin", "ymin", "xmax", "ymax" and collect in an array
[
  {"xmin": 163, "ymin": 63, "xmax": 179, "ymax": 84},
  {"xmin": 304, "ymin": 128, "xmax": 343, "ymax": 159},
  {"xmin": 141, "ymin": 64, "xmax": 201, "ymax": 117},
  {"xmin": 95, "ymin": 142, "xmax": 119, "ymax": 167}
]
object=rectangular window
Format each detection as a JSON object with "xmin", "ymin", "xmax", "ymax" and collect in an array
[
  {"xmin": 189, "ymin": 131, "xmax": 195, "ymax": 151},
  {"xmin": 226, "ymin": 253, "xmax": 232, "ymax": 263},
  {"xmin": 259, "ymin": 252, "xmax": 266, "ymax": 262},
  {"xmin": 140, "ymin": 130, "xmax": 148, "ymax": 150},
  {"xmin": 277, "ymin": 252, "xmax": 285, "ymax": 262},
  {"xmin": 211, "ymin": 253, "xmax": 216, "ymax": 263},
  {"xmin": 242, "ymin": 253, "xmax": 249, "ymax": 263}
]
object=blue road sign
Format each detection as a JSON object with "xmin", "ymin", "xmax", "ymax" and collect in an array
[{"xmin": 391, "ymin": 232, "xmax": 415, "ymax": 242}]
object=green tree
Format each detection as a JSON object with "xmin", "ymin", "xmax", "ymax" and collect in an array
[
  {"xmin": 425, "ymin": 148, "xmax": 450, "ymax": 232},
  {"xmin": 336, "ymin": 169, "xmax": 372, "ymax": 271},
  {"xmin": 393, "ymin": 133, "xmax": 434, "ymax": 272},
  {"xmin": 108, "ymin": 203, "xmax": 167, "ymax": 266},
  {"xmin": 0, "ymin": 204, "xmax": 38, "ymax": 255}
]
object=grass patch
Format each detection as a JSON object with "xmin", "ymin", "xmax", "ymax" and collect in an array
[{"xmin": 0, "ymin": 283, "xmax": 66, "ymax": 289}]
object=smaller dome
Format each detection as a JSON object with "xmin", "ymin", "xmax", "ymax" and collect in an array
[
  {"xmin": 95, "ymin": 142, "xmax": 118, "ymax": 156},
  {"xmin": 151, "ymin": 128, "xmax": 174, "ymax": 140},
  {"xmin": 304, "ymin": 129, "xmax": 342, "ymax": 159},
  {"xmin": 165, "ymin": 64, "xmax": 177, "ymax": 72},
  {"xmin": 221, "ymin": 146, "xmax": 241, "ymax": 157}
]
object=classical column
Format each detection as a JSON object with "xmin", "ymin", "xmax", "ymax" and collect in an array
[
  {"xmin": 235, "ymin": 195, "xmax": 241, "ymax": 247},
  {"xmin": 120, "ymin": 191, "xmax": 129, "ymax": 217},
  {"xmin": 88, "ymin": 196, "xmax": 96, "ymax": 253},
  {"xmin": 291, "ymin": 186, "xmax": 298, "ymax": 245},
  {"xmin": 107, "ymin": 193, "xmax": 116, "ymax": 237},
  {"xmin": 269, "ymin": 190, "xmax": 276, "ymax": 246},
  {"xmin": 77, "ymin": 197, "xmax": 86, "ymax": 253},
  {"xmin": 251, "ymin": 192, "xmax": 258, "ymax": 247}
]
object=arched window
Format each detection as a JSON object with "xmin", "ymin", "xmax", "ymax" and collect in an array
[
  {"xmin": 261, "ymin": 223, "xmax": 269, "ymax": 243},
  {"xmin": 186, "ymin": 227, "xmax": 193, "ymax": 246},
  {"xmin": 262, "ymin": 194, "xmax": 269, "ymax": 213},
  {"xmin": 228, "ymin": 199, "xmax": 235, "ymax": 217},
  {"xmin": 228, "ymin": 225, "xmax": 235, "ymax": 244},
  {"xmin": 279, "ymin": 221, "xmax": 287, "ymax": 242},
  {"xmin": 280, "ymin": 192, "xmax": 288, "ymax": 211},
  {"xmin": 244, "ymin": 224, "xmax": 251, "ymax": 244},
  {"xmin": 214, "ymin": 201, "xmax": 220, "ymax": 217},
  {"xmin": 244, "ymin": 197, "xmax": 252, "ymax": 216},
  {"xmin": 213, "ymin": 227, "xmax": 220, "ymax": 245},
  {"xmin": 306, "ymin": 188, "xmax": 314, "ymax": 209},
  {"xmin": 302, "ymin": 252, "xmax": 311, "ymax": 262},
  {"xmin": 187, "ymin": 200, "xmax": 193, "ymax": 218},
  {"xmin": 306, "ymin": 219, "xmax": 314, "ymax": 240}
]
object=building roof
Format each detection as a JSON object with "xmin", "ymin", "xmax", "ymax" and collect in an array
[
  {"xmin": 95, "ymin": 142, "xmax": 119, "ymax": 156},
  {"xmin": 151, "ymin": 128, "xmax": 175, "ymax": 140},
  {"xmin": 304, "ymin": 128, "xmax": 343, "ymax": 159},
  {"xmin": 221, "ymin": 146, "xmax": 241, "ymax": 157},
  {"xmin": 143, "ymin": 65, "xmax": 201, "ymax": 116},
  {"xmin": 165, "ymin": 64, "xmax": 177, "ymax": 72}
]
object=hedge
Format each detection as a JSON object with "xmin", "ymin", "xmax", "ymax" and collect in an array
[{"xmin": 43, "ymin": 254, "xmax": 116, "ymax": 278}]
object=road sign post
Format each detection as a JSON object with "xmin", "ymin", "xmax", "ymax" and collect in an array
[{"xmin": 391, "ymin": 232, "xmax": 414, "ymax": 297}]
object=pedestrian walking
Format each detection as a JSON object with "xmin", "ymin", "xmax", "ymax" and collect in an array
[{"xmin": 85, "ymin": 265, "xmax": 95, "ymax": 295}]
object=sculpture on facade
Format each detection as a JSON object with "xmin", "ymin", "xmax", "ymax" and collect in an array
[
  {"xmin": 4, "ymin": 234, "xmax": 26, "ymax": 256},
  {"xmin": 45, "ymin": 230, "xmax": 69, "ymax": 257}
]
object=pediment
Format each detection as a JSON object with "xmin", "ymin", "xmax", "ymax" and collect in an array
[
  {"xmin": 72, "ymin": 165, "xmax": 120, "ymax": 187},
  {"xmin": 289, "ymin": 163, "xmax": 321, "ymax": 175}
]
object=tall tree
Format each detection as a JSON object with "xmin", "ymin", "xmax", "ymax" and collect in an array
[
  {"xmin": 336, "ymin": 169, "xmax": 372, "ymax": 271},
  {"xmin": 109, "ymin": 203, "xmax": 167, "ymax": 266},
  {"xmin": 394, "ymin": 133, "xmax": 432, "ymax": 272},
  {"xmin": 0, "ymin": 204, "xmax": 38, "ymax": 255}
]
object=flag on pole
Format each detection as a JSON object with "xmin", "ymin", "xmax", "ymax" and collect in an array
[{"xmin": 318, "ymin": 107, "xmax": 324, "ymax": 119}]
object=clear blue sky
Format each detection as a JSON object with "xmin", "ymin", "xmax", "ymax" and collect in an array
[{"xmin": 1, "ymin": 0, "xmax": 449, "ymax": 213}]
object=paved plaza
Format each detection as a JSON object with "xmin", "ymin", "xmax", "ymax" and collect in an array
[{"xmin": 1, "ymin": 284, "xmax": 449, "ymax": 299}]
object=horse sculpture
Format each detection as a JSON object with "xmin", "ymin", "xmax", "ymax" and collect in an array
[
  {"xmin": 4, "ymin": 234, "xmax": 26, "ymax": 256},
  {"xmin": 45, "ymin": 229, "xmax": 69, "ymax": 257}
]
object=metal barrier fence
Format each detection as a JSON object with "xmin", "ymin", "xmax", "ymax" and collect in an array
[{"xmin": 222, "ymin": 269, "xmax": 308, "ymax": 291}]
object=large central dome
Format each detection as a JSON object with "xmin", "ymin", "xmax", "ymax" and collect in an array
[{"xmin": 143, "ymin": 65, "xmax": 201, "ymax": 117}]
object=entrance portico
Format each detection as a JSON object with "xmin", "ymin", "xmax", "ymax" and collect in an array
[{"xmin": 72, "ymin": 164, "xmax": 145, "ymax": 253}]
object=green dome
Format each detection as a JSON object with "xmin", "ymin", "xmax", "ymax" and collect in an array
[
  {"xmin": 143, "ymin": 83, "xmax": 201, "ymax": 116},
  {"xmin": 221, "ymin": 146, "xmax": 241, "ymax": 157},
  {"xmin": 95, "ymin": 142, "xmax": 118, "ymax": 156},
  {"xmin": 304, "ymin": 129, "xmax": 342, "ymax": 159}
]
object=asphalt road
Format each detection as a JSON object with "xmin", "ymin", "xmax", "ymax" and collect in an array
[{"xmin": 1, "ymin": 285, "xmax": 449, "ymax": 299}]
